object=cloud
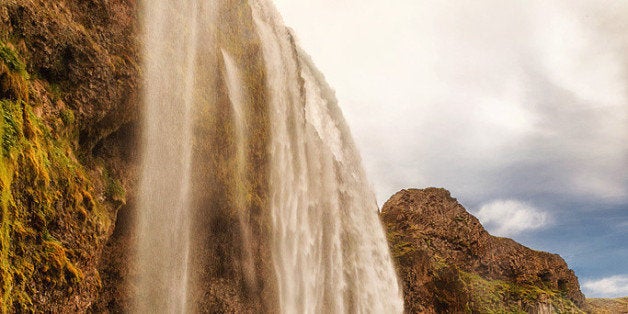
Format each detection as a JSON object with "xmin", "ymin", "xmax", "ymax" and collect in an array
[
  {"xmin": 275, "ymin": 0, "xmax": 627, "ymax": 292},
  {"xmin": 582, "ymin": 275, "xmax": 628, "ymax": 298},
  {"xmin": 475, "ymin": 200, "xmax": 551, "ymax": 237},
  {"xmin": 273, "ymin": 0, "xmax": 628, "ymax": 207}
]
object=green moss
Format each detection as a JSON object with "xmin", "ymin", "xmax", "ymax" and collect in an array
[
  {"xmin": 386, "ymin": 227, "xmax": 416, "ymax": 259},
  {"xmin": 0, "ymin": 41, "xmax": 30, "ymax": 103},
  {"xmin": 0, "ymin": 51, "xmax": 109, "ymax": 311},
  {"xmin": 458, "ymin": 270, "xmax": 584, "ymax": 314},
  {"xmin": 0, "ymin": 101, "xmax": 22, "ymax": 158},
  {"xmin": 0, "ymin": 44, "xmax": 28, "ymax": 80},
  {"xmin": 48, "ymin": 83, "xmax": 63, "ymax": 102},
  {"xmin": 59, "ymin": 108, "xmax": 75, "ymax": 126},
  {"xmin": 103, "ymin": 168, "xmax": 126, "ymax": 205}
]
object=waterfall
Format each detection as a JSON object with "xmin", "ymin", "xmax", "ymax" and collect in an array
[
  {"xmin": 251, "ymin": 1, "xmax": 404, "ymax": 313},
  {"xmin": 135, "ymin": 0, "xmax": 402, "ymax": 313},
  {"xmin": 135, "ymin": 0, "xmax": 199, "ymax": 312},
  {"xmin": 220, "ymin": 49, "xmax": 257, "ymax": 292}
]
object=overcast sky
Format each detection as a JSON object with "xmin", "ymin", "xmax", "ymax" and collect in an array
[{"xmin": 273, "ymin": 0, "xmax": 627, "ymax": 298}]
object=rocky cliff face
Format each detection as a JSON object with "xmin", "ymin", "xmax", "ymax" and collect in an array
[
  {"xmin": 0, "ymin": 0, "xmax": 138, "ymax": 312},
  {"xmin": 381, "ymin": 188, "xmax": 586, "ymax": 313},
  {"xmin": 0, "ymin": 0, "xmax": 274, "ymax": 312}
]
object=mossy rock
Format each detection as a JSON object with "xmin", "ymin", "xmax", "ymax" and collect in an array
[
  {"xmin": 0, "ymin": 43, "xmax": 29, "ymax": 102},
  {"xmin": 458, "ymin": 270, "xmax": 584, "ymax": 313},
  {"xmin": 0, "ymin": 44, "xmax": 111, "ymax": 312}
]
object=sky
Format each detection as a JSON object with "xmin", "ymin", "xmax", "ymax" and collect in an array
[{"xmin": 273, "ymin": 0, "xmax": 627, "ymax": 298}]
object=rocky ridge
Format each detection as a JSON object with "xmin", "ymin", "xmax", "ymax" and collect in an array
[{"xmin": 381, "ymin": 188, "xmax": 586, "ymax": 313}]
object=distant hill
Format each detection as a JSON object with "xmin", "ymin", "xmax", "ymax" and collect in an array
[{"xmin": 586, "ymin": 297, "xmax": 628, "ymax": 314}]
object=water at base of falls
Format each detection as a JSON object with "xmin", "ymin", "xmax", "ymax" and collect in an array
[{"xmin": 134, "ymin": 1, "xmax": 403, "ymax": 313}]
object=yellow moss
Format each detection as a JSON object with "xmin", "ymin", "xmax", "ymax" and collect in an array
[
  {"xmin": 0, "ymin": 50, "xmax": 111, "ymax": 310},
  {"xmin": 41, "ymin": 238, "xmax": 83, "ymax": 286},
  {"xmin": 0, "ymin": 43, "xmax": 28, "ymax": 79},
  {"xmin": 0, "ymin": 42, "xmax": 29, "ymax": 102}
]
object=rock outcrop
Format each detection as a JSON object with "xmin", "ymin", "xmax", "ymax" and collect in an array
[
  {"xmin": 381, "ymin": 188, "xmax": 586, "ymax": 313},
  {"xmin": 1, "ymin": 0, "xmax": 139, "ymax": 151}
]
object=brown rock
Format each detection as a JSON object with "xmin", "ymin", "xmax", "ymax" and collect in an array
[
  {"xmin": 1, "ymin": 0, "xmax": 139, "ymax": 152},
  {"xmin": 381, "ymin": 188, "xmax": 586, "ymax": 313},
  {"xmin": 0, "ymin": 0, "xmax": 139, "ymax": 312}
]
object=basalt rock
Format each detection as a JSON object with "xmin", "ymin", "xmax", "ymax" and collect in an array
[{"xmin": 381, "ymin": 188, "xmax": 586, "ymax": 313}]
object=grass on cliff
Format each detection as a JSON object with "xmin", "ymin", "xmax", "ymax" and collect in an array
[
  {"xmin": 586, "ymin": 297, "xmax": 628, "ymax": 314},
  {"xmin": 459, "ymin": 270, "xmax": 584, "ymax": 314},
  {"xmin": 384, "ymin": 219, "xmax": 585, "ymax": 314},
  {"xmin": 0, "ymin": 44, "xmax": 28, "ymax": 80},
  {"xmin": 0, "ymin": 43, "xmax": 29, "ymax": 102},
  {"xmin": 0, "ymin": 41, "xmax": 110, "ymax": 313}
]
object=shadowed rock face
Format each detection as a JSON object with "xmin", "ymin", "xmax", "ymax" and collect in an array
[
  {"xmin": 1, "ymin": 0, "xmax": 140, "ymax": 152},
  {"xmin": 381, "ymin": 188, "xmax": 586, "ymax": 313}
]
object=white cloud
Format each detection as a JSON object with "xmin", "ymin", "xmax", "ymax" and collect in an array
[
  {"xmin": 273, "ymin": 0, "xmax": 628, "ymax": 206},
  {"xmin": 582, "ymin": 275, "xmax": 628, "ymax": 298},
  {"xmin": 475, "ymin": 200, "xmax": 551, "ymax": 237},
  {"xmin": 273, "ymin": 0, "xmax": 627, "ymax": 294}
]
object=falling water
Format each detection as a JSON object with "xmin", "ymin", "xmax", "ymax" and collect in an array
[
  {"xmin": 220, "ymin": 49, "xmax": 257, "ymax": 291},
  {"xmin": 135, "ymin": 0, "xmax": 402, "ymax": 313},
  {"xmin": 251, "ymin": 1, "xmax": 404, "ymax": 313},
  {"xmin": 135, "ymin": 0, "xmax": 199, "ymax": 312}
]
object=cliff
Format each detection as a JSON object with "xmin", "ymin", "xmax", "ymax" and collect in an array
[
  {"xmin": 0, "ymin": 0, "xmax": 273, "ymax": 312},
  {"xmin": 0, "ymin": 0, "xmax": 138, "ymax": 311},
  {"xmin": 381, "ymin": 188, "xmax": 586, "ymax": 313}
]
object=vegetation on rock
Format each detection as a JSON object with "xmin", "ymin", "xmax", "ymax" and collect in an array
[
  {"xmin": 0, "ymin": 0, "xmax": 138, "ymax": 311},
  {"xmin": 0, "ymin": 42, "xmax": 111, "ymax": 312}
]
